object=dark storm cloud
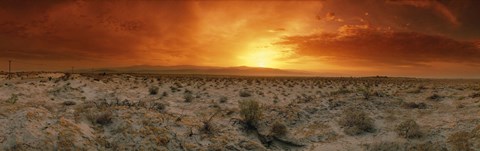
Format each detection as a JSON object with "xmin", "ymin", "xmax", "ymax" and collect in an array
[{"xmin": 278, "ymin": 25, "xmax": 480, "ymax": 66}]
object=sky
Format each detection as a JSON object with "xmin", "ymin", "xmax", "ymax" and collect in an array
[{"xmin": 1, "ymin": 0, "xmax": 480, "ymax": 78}]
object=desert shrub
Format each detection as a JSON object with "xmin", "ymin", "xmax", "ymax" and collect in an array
[
  {"xmin": 184, "ymin": 93, "xmax": 193, "ymax": 102},
  {"xmin": 328, "ymin": 99, "xmax": 346, "ymax": 109},
  {"xmin": 338, "ymin": 107, "xmax": 374, "ymax": 135},
  {"xmin": 413, "ymin": 141, "xmax": 448, "ymax": 151},
  {"xmin": 395, "ymin": 119, "xmax": 422, "ymax": 138},
  {"xmin": 402, "ymin": 102, "xmax": 427, "ymax": 109},
  {"xmin": 201, "ymin": 112, "xmax": 220, "ymax": 135},
  {"xmin": 470, "ymin": 92, "xmax": 480, "ymax": 98},
  {"xmin": 427, "ymin": 94, "xmax": 443, "ymax": 101},
  {"xmin": 456, "ymin": 103, "xmax": 465, "ymax": 109},
  {"xmin": 472, "ymin": 125, "xmax": 480, "ymax": 138},
  {"xmin": 239, "ymin": 99, "xmax": 262, "ymax": 129},
  {"xmin": 365, "ymin": 141, "xmax": 402, "ymax": 151},
  {"xmin": 58, "ymin": 130, "xmax": 75, "ymax": 150},
  {"xmin": 170, "ymin": 86, "xmax": 179, "ymax": 93},
  {"xmin": 239, "ymin": 90, "xmax": 252, "ymax": 97},
  {"xmin": 407, "ymin": 85, "xmax": 426, "ymax": 94},
  {"xmin": 448, "ymin": 131, "xmax": 473, "ymax": 151},
  {"xmin": 61, "ymin": 73, "xmax": 71, "ymax": 81},
  {"xmin": 96, "ymin": 112, "xmax": 113, "ymax": 125},
  {"xmin": 201, "ymin": 120, "xmax": 217, "ymax": 135},
  {"xmin": 365, "ymin": 141, "xmax": 447, "ymax": 151},
  {"xmin": 271, "ymin": 122, "xmax": 287, "ymax": 136},
  {"xmin": 408, "ymin": 88, "xmax": 422, "ymax": 94},
  {"xmin": 149, "ymin": 86, "xmax": 159, "ymax": 95},
  {"xmin": 6, "ymin": 94, "xmax": 18, "ymax": 104},
  {"xmin": 87, "ymin": 111, "xmax": 113, "ymax": 126},
  {"xmin": 330, "ymin": 88, "xmax": 352, "ymax": 96},
  {"xmin": 358, "ymin": 88, "xmax": 373, "ymax": 100},
  {"xmin": 219, "ymin": 96, "xmax": 228, "ymax": 103},
  {"xmin": 299, "ymin": 94, "xmax": 314, "ymax": 102},
  {"xmin": 63, "ymin": 101, "xmax": 76, "ymax": 106},
  {"xmin": 152, "ymin": 102, "xmax": 166, "ymax": 112}
]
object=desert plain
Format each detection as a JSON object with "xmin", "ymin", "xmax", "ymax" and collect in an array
[{"xmin": 0, "ymin": 72, "xmax": 479, "ymax": 151}]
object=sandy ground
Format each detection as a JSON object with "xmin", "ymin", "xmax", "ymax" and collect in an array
[{"xmin": 0, "ymin": 73, "xmax": 479, "ymax": 151}]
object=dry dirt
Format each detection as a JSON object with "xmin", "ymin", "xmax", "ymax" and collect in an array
[{"xmin": 0, "ymin": 73, "xmax": 479, "ymax": 151}]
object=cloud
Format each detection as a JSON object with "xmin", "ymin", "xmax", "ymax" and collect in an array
[
  {"xmin": 0, "ymin": 1, "xmax": 201, "ymax": 65},
  {"xmin": 387, "ymin": 0, "xmax": 460, "ymax": 26},
  {"xmin": 0, "ymin": 1, "xmax": 325, "ymax": 69},
  {"xmin": 278, "ymin": 25, "xmax": 480, "ymax": 66},
  {"xmin": 316, "ymin": 12, "xmax": 344, "ymax": 22}
]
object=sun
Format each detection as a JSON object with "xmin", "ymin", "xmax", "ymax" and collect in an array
[
  {"xmin": 237, "ymin": 38, "xmax": 292, "ymax": 68},
  {"xmin": 239, "ymin": 49, "xmax": 278, "ymax": 68}
]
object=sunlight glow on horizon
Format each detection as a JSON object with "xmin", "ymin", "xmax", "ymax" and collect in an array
[{"xmin": 236, "ymin": 38, "xmax": 289, "ymax": 68}]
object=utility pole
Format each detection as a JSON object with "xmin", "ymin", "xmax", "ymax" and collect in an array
[{"xmin": 8, "ymin": 60, "xmax": 11, "ymax": 79}]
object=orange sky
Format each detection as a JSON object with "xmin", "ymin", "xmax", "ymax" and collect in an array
[{"xmin": 1, "ymin": 0, "xmax": 480, "ymax": 78}]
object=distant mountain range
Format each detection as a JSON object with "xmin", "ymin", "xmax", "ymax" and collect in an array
[{"xmin": 79, "ymin": 65, "xmax": 322, "ymax": 76}]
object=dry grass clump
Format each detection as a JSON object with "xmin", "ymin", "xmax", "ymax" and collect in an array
[
  {"xmin": 456, "ymin": 103, "xmax": 465, "ymax": 109},
  {"xmin": 6, "ymin": 94, "xmax": 18, "ymax": 104},
  {"xmin": 427, "ymin": 94, "xmax": 443, "ymax": 101},
  {"xmin": 395, "ymin": 119, "xmax": 422, "ymax": 138},
  {"xmin": 338, "ymin": 107, "xmax": 375, "ymax": 135},
  {"xmin": 407, "ymin": 85, "xmax": 427, "ymax": 94},
  {"xmin": 365, "ymin": 141, "xmax": 447, "ymax": 151},
  {"xmin": 448, "ymin": 131, "xmax": 473, "ymax": 151},
  {"xmin": 63, "ymin": 101, "xmax": 76, "ymax": 106},
  {"xmin": 470, "ymin": 92, "xmax": 480, "ymax": 98},
  {"xmin": 219, "ymin": 96, "xmax": 228, "ymax": 103},
  {"xmin": 96, "ymin": 112, "xmax": 113, "ymax": 125},
  {"xmin": 184, "ymin": 93, "xmax": 193, "ymax": 102},
  {"xmin": 473, "ymin": 125, "xmax": 480, "ymax": 138},
  {"xmin": 87, "ymin": 111, "xmax": 113, "ymax": 126},
  {"xmin": 271, "ymin": 122, "xmax": 287, "ymax": 137},
  {"xmin": 365, "ymin": 141, "xmax": 402, "ymax": 151},
  {"xmin": 58, "ymin": 130, "xmax": 76, "ymax": 150},
  {"xmin": 330, "ymin": 88, "xmax": 352, "ymax": 96},
  {"xmin": 358, "ymin": 88, "xmax": 375, "ymax": 100},
  {"xmin": 402, "ymin": 102, "xmax": 427, "ymax": 109},
  {"xmin": 201, "ymin": 112, "xmax": 220, "ymax": 135},
  {"xmin": 239, "ymin": 99, "xmax": 262, "ymax": 129},
  {"xmin": 60, "ymin": 73, "xmax": 71, "ymax": 81},
  {"xmin": 149, "ymin": 86, "xmax": 159, "ymax": 95},
  {"xmin": 151, "ymin": 102, "xmax": 166, "ymax": 112},
  {"xmin": 239, "ymin": 90, "xmax": 252, "ymax": 97}
]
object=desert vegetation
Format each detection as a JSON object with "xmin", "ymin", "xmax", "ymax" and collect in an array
[{"xmin": 0, "ymin": 72, "xmax": 480, "ymax": 150}]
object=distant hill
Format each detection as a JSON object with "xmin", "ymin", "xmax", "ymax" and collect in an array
[{"xmin": 78, "ymin": 65, "xmax": 320, "ymax": 76}]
